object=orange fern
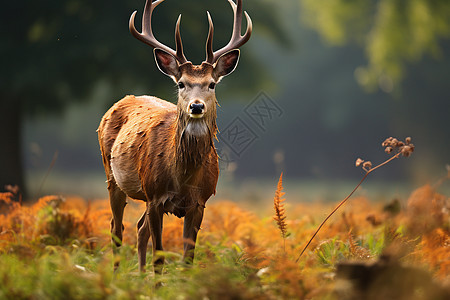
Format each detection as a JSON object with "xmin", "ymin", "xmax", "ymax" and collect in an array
[{"xmin": 273, "ymin": 173, "xmax": 287, "ymax": 250}]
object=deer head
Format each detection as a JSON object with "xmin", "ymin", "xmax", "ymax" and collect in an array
[{"xmin": 129, "ymin": 0, "xmax": 252, "ymax": 134}]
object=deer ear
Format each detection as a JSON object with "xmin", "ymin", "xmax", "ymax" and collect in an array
[
  {"xmin": 213, "ymin": 49, "xmax": 240, "ymax": 79},
  {"xmin": 154, "ymin": 48, "xmax": 181, "ymax": 80}
]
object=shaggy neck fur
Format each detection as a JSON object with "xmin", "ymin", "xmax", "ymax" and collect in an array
[{"xmin": 174, "ymin": 102, "xmax": 217, "ymax": 170}]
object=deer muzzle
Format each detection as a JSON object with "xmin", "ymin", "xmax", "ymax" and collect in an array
[{"xmin": 188, "ymin": 100, "xmax": 206, "ymax": 118}]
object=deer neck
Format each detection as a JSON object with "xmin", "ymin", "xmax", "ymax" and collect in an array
[{"xmin": 174, "ymin": 106, "xmax": 217, "ymax": 169}]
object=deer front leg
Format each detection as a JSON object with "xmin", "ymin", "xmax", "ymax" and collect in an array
[
  {"xmin": 148, "ymin": 203, "xmax": 165, "ymax": 274},
  {"xmin": 182, "ymin": 203, "xmax": 204, "ymax": 264}
]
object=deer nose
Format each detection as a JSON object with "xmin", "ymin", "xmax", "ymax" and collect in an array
[{"xmin": 189, "ymin": 102, "xmax": 205, "ymax": 115}]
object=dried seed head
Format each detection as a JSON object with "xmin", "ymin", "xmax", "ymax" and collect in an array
[
  {"xmin": 401, "ymin": 145, "xmax": 414, "ymax": 157},
  {"xmin": 382, "ymin": 137, "xmax": 393, "ymax": 147},
  {"xmin": 390, "ymin": 138, "xmax": 399, "ymax": 147},
  {"xmin": 363, "ymin": 161, "xmax": 372, "ymax": 169},
  {"xmin": 355, "ymin": 158, "xmax": 364, "ymax": 167},
  {"xmin": 382, "ymin": 136, "xmax": 414, "ymax": 158}
]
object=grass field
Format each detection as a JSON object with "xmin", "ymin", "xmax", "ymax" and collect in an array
[{"xmin": 0, "ymin": 178, "xmax": 449, "ymax": 299}]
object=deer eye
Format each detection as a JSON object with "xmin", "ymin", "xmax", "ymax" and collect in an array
[
  {"xmin": 209, "ymin": 82, "xmax": 216, "ymax": 90},
  {"xmin": 178, "ymin": 82, "xmax": 185, "ymax": 89}
]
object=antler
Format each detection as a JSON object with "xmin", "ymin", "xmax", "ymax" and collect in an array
[
  {"xmin": 129, "ymin": 0, "xmax": 188, "ymax": 64},
  {"xmin": 205, "ymin": 0, "xmax": 253, "ymax": 64}
]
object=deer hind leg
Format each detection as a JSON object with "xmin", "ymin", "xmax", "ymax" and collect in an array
[
  {"xmin": 182, "ymin": 203, "xmax": 205, "ymax": 264},
  {"xmin": 148, "ymin": 203, "xmax": 165, "ymax": 274},
  {"xmin": 137, "ymin": 208, "xmax": 150, "ymax": 272},
  {"xmin": 108, "ymin": 178, "xmax": 127, "ymax": 270}
]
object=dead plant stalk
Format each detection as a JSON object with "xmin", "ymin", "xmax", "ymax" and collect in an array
[{"xmin": 296, "ymin": 136, "xmax": 414, "ymax": 263}]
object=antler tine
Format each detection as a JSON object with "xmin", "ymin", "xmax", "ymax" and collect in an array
[
  {"xmin": 205, "ymin": 0, "xmax": 252, "ymax": 64},
  {"xmin": 175, "ymin": 15, "xmax": 187, "ymax": 63},
  {"xmin": 205, "ymin": 12, "xmax": 215, "ymax": 64},
  {"xmin": 142, "ymin": 0, "xmax": 165, "ymax": 37},
  {"xmin": 229, "ymin": 0, "xmax": 241, "ymax": 38},
  {"xmin": 129, "ymin": 0, "xmax": 187, "ymax": 64}
]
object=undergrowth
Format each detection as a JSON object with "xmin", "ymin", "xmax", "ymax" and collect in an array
[
  {"xmin": 1, "ymin": 181, "xmax": 448, "ymax": 299},
  {"xmin": 0, "ymin": 139, "xmax": 449, "ymax": 299}
]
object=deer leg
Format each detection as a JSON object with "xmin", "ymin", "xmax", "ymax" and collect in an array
[
  {"xmin": 108, "ymin": 179, "xmax": 127, "ymax": 270},
  {"xmin": 182, "ymin": 203, "xmax": 204, "ymax": 264},
  {"xmin": 137, "ymin": 205, "xmax": 150, "ymax": 272},
  {"xmin": 147, "ymin": 203, "xmax": 165, "ymax": 274}
]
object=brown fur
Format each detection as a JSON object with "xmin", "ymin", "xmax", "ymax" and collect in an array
[{"xmin": 99, "ymin": 95, "xmax": 218, "ymax": 216}]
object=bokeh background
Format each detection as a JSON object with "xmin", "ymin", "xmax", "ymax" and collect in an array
[{"xmin": 2, "ymin": 0, "xmax": 449, "ymax": 202}]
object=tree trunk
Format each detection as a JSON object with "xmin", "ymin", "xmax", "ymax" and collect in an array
[{"xmin": 0, "ymin": 96, "xmax": 26, "ymax": 199}]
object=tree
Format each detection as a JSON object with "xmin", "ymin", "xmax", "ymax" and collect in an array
[
  {"xmin": 299, "ymin": 0, "xmax": 450, "ymax": 93},
  {"xmin": 0, "ymin": 0, "xmax": 286, "ymax": 198}
]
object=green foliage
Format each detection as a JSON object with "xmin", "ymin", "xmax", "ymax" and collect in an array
[
  {"xmin": 364, "ymin": 231, "xmax": 385, "ymax": 256},
  {"xmin": 0, "ymin": 243, "xmax": 260, "ymax": 300},
  {"xmin": 300, "ymin": 0, "xmax": 450, "ymax": 92},
  {"xmin": 300, "ymin": 0, "xmax": 371, "ymax": 45},
  {"xmin": 0, "ymin": 255, "xmax": 38, "ymax": 299},
  {"xmin": 315, "ymin": 230, "xmax": 387, "ymax": 268},
  {"xmin": 316, "ymin": 238, "xmax": 348, "ymax": 267},
  {"xmin": 157, "ymin": 245, "xmax": 260, "ymax": 299}
]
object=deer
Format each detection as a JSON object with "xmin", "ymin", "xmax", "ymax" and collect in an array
[{"xmin": 97, "ymin": 0, "xmax": 252, "ymax": 273}]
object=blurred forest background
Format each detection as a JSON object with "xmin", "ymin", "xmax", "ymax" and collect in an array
[{"xmin": 1, "ymin": 0, "xmax": 449, "ymax": 201}]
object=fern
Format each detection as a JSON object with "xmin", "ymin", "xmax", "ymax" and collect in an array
[{"xmin": 273, "ymin": 173, "xmax": 287, "ymax": 251}]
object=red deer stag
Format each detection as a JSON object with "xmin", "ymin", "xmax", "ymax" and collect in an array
[{"xmin": 98, "ymin": 0, "xmax": 252, "ymax": 272}]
